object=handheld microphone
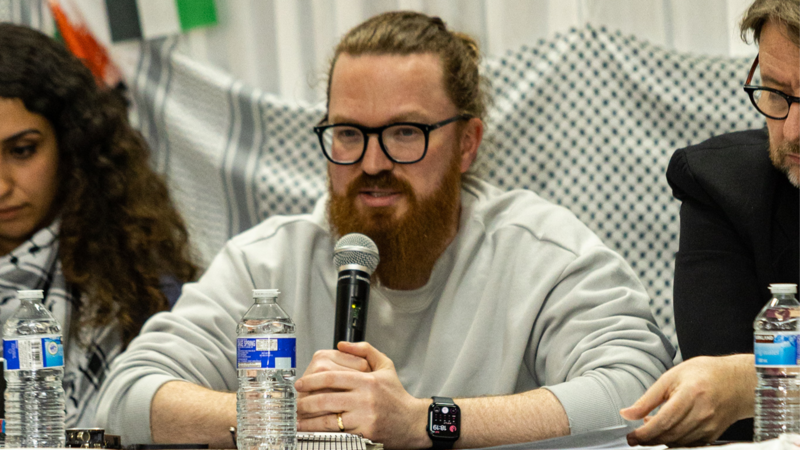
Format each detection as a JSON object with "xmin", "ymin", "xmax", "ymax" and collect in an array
[{"xmin": 333, "ymin": 233, "xmax": 379, "ymax": 348}]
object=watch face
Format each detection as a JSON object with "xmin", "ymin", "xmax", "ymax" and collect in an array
[{"xmin": 429, "ymin": 404, "xmax": 460, "ymax": 439}]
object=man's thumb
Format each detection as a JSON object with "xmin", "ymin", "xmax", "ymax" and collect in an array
[{"xmin": 620, "ymin": 380, "xmax": 667, "ymax": 420}]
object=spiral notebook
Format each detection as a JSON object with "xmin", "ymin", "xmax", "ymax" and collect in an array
[{"xmin": 297, "ymin": 432, "xmax": 382, "ymax": 450}]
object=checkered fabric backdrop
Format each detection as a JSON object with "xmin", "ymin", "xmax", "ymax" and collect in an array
[{"xmin": 111, "ymin": 25, "xmax": 765, "ymax": 351}]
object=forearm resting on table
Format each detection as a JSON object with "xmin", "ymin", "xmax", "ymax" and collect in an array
[
  {"xmin": 150, "ymin": 380, "xmax": 237, "ymax": 448},
  {"xmin": 456, "ymin": 388, "xmax": 569, "ymax": 448},
  {"xmin": 150, "ymin": 381, "xmax": 567, "ymax": 449}
]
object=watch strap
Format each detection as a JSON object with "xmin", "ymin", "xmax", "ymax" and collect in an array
[
  {"xmin": 432, "ymin": 396, "xmax": 455, "ymax": 405},
  {"xmin": 431, "ymin": 438, "xmax": 455, "ymax": 449}
]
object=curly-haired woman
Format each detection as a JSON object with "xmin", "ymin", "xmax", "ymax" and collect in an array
[{"xmin": 0, "ymin": 23, "xmax": 199, "ymax": 426}]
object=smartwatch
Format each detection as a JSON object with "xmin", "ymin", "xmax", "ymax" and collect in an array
[{"xmin": 427, "ymin": 396, "xmax": 460, "ymax": 449}]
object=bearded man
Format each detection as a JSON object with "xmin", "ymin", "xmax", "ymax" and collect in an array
[
  {"xmin": 621, "ymin": 0, "xmax": 799, "ymax": 445},
  {"xmin": 96, "ymin": 11, "xmax": 673, "ymax": 449}
]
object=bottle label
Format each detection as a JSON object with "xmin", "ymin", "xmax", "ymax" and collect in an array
[
  {"xmin": 3, "ymin": 335, "xmax": 64, "ymax": 371},
  {"xmin": 237, "ymin": 335, "xmax": 296, "ymax": 369},
  {"xmin": 754, "ymin": 332, "xmax": 800, "ymax": 366}
]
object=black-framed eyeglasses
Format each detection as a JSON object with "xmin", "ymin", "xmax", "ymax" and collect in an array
[
  {"xmin": 313, "ymin": 114, "xmax": 473, "ymax": 165},
  {"xmin": 743, "ymin": 54, "xmax": 800, "ymax": 120}
]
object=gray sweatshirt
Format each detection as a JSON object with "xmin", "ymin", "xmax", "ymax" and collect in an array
[{"xmin": 95, "ymin": 176, "xmax": 674, "ymax": 444}]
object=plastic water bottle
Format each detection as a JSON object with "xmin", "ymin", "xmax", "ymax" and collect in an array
[
  {"xmin": 754, "ymin": 283, "xmax": 800, "ymax": 441},
  {"xmin": 237, "ymin": 289, "xmax": 297, "ymax": 450},
  {"xmin": 2, "ymin": 289, "xmax": 65, "ymax": 448}
]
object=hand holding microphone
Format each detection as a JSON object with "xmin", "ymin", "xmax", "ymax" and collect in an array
[
  {"xmin": 299, "ymin": 234, "xmax": 422, "ymax": 446},
  {"xmin": 333, "ymin": 233, "xmax": 379, "ymax": 347}
]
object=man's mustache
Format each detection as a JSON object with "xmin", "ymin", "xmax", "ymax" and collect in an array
[
  {"xmin": 776, "ymin": 141, "xmax": 799, "ymax": 156},
  {"xmin": 345, "ymin": 173, "xmax": 414, "ymax": 197}
]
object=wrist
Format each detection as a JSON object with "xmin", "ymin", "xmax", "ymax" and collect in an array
[
  {"xmin": 732, "ymin": 354, "xmax": 757, "ymax": 419},
  {"xmin": 407, "ymin": 397, "xmax": 433, "ymax": 449}
]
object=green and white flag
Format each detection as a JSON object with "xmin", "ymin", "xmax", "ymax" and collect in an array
[{"xmin": 106, "ymin": 0, "xmax": 216, "ymax": 42}]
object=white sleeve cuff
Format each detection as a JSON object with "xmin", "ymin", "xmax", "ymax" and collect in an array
[{"xmin": 543, "ymin": 375, "xmax": 632, "ymax": 435}]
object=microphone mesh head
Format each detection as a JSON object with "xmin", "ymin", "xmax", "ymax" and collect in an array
[{"xmin": 334, "ymin": 233, "xmax": 380, "ymax": 275}]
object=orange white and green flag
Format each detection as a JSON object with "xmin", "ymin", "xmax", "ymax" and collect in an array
[
  {"xmin": 105, "ymin": 0, "xmax": 217, "ymax": 43},
  {"xmin": 49, "ymin": 0, "xmax": 123, "ymax": 87}
]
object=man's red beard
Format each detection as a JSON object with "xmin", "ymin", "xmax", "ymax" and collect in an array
[
  {"xmin": 327, "ymin": 159, "xmax": 462, "ymax": 290},
  {"xmin": 770, "ymin": 140, "xmax": 800, "ymax": 188}
]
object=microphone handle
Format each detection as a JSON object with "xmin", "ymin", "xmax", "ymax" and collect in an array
[{"xmin": 333, "ymin": 269, "xmax": 371, "ymax": 348}]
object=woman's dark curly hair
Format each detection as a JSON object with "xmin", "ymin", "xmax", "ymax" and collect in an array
[{"xmin": 0, "ymin": 23, "xmax": 199, "ymax": 348}]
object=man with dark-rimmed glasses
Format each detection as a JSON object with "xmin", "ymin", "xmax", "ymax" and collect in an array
[
  {"xmin": 622, "ymin": 0, "xmax": 799, "ymax": 445},
  {"xmin": 96, "ymin": 11, "xmax": 674, "ymax": 449}
]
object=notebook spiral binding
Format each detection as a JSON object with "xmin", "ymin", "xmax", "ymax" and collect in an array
[{"xmin": 297, "ymin": 432, "xmax": 382, "ymax": 450}]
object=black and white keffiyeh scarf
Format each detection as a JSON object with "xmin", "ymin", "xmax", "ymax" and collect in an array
[{"xmin": 0, "ymin": 222, "xmax": 122, "ymax": 427}]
